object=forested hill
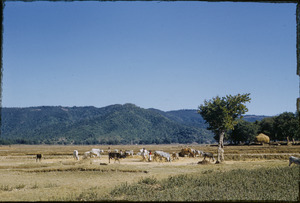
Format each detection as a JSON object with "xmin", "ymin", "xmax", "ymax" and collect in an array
[
  {"xmin": 0, "ymin": 104, "xmax": 215, "ymax": 145},
  {"xmin": 0, "ymin": 104, "xmax": 269, "ymax": 145}
]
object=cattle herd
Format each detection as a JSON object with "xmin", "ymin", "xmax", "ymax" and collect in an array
[
  {"xmin": 35, "ymin": 147, "xmax": 300, "ymax": 166},
  {"xmin": 69, "ymin": 147, "xmax": 216, "ymax": 163}
]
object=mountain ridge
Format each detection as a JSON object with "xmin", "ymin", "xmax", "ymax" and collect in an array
[{"xmin": 0, "ymin": 104, "xmax": 268, "ymax": 145}]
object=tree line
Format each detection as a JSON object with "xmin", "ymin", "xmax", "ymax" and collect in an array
[
  {"xmin": 227, "ymin": 111, "xmax": 299, "ymax": 144},
  {"xmin": 198, "ymin": 93, "xmax": 299, "ymax": 164}
]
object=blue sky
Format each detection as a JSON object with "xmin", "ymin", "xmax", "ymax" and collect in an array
[{"xmin": 2, "ymin": 1, "xmax": 299, "ymax": 116}]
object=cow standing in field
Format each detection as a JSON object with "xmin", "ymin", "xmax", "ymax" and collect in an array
[
  {"xmin": 153, "ymin": 151, "xmax": 172, "ymax": 162},
  {"xmin": 83, "ymin": 149, "xmax": 103, "ymax": 159},
  {"xmin": 202, "ymin": 152, "xmax": 215, "ymax": 162},
  {"xmin": 125, "ymin": 150, "xmax": 134, "ymax": 157},
  {"xmin": 195, "ymin": 150, "xmax": 204, "ymax": 157},
  {"xmin": 73, "ymin": 150, "xmax": 79, "ymax": 160},
  {"xmin": 179, "ymin": 148, "xmax": 195, "ymax": 157},
  {"xmin": 36, "ymin": 154, "xmax": 42, "ymax": 162},
  {"xmin": 83, "ymin": 151, "xmax": 91, "ymax": 159},
  {"xmin": 90, "ymin": 149, "xmax": 103, "ymax": 158},
  {"xmin": 289, "ymin": 156, "xmax": 300, "ymax": 166},
  {"xmin": 108, "ymin": 152, "xmax": 127, "ymax": 163}
]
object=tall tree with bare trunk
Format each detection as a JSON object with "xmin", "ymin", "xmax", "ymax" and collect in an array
[{"xmin": 198, "ymin": 93, "xmax": 251, "ymax": 164}]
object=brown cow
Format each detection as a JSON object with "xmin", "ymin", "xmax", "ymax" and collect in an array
[
  {"xmin": 36, "ymin": 154, "xmax": 42, "ymax": 162},
  {"xmin": 108, "ymin": 152, "xmax": 127, "ymax": 163},
  {"xmin": 179, "ymin": 148, "xmax": 195, "ymax": 157}
]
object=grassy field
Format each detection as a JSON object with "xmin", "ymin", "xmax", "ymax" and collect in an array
[{"xmin": 0, "ymin": 144, "xmax": 299, "ymax": 201}]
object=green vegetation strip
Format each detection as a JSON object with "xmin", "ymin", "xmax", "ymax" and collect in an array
[{"xmin": 104, "ymin": 166, "xmax": 299, "ymax": 201}]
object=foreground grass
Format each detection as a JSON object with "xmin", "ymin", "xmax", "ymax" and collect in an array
[{"xmin": 100, "ymin": 166, "xmax": 299, "ymax": 201}]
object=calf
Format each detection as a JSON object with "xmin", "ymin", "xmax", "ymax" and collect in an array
[
  {"xmin": 289, "ymin": 156, "xmax": 300, "ymax": 166},
  {"xmin": 108, "ymin": 152, "xmax": 127, "ymax": 163},
  {"xmin": 36, "ymin": 154, "xmax": 42, "ymax": 162}
]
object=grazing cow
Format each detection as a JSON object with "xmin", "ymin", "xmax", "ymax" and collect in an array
[
  {"xmin": 83, "ymin": 149, "xmax": 103, "ymax": 159},
  {"xmin": 36, "ymin": 154, "xmax": 42, "ymax": 162},
  {"xmin": 195, "ymin": 150, "xmax": 204, "ymax": 157},
  {"xmin": 108, "ymin": 152, "xmax": 127, "ymax": 163},
  {"xmin": 153, "ymin": 151, "xmax": 171, "ymax": 162},
  {"xmin": 125, "ymin": 150, "xmax": 134, "ymax": 157},
  {"xmin": 289, "ymin": 156, "xmax": 300, "ymax": 166},
  {"xmin": 90, "ymin": 148, "xmax": 103, "ymax": 158},
  {"xmin": 179, "ymin": 148, "xmax": 195, "ymax": 157},
  {"xmin": 73, "ymin": 150, "xmax": 79, "ymax": 160},
  {"xmin": 202, "ymin": 152, "xmax": 215, "ymax": 162},
  {"xmin": 83, "ymin": 151, "xmax": 91, "ymax": 159}
]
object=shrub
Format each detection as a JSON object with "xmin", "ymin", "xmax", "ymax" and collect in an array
[
  {"xmin": 0, "ymin": 185, "xmax": 13, "ymax": 191},
  {"xmin": 15, "ymin": 184, "xmax": 26, "ymax": 190},
  {"xmin": 138, "ymin": 177, "xmax": 158, "ymax": 185}
]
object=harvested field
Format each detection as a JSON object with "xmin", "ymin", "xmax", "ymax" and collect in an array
[{"xmin": 0, "ymin": 144, "xmax": 299, "ymax": 201}]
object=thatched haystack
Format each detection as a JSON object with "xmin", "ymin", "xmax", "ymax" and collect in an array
[{"xmin": 255, "ymin": 133, "xmax": 270, "ymax": 144}]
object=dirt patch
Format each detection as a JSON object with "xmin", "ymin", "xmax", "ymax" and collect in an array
[{"xmin": 197, "ymin": 160, "xmax": 212, "ymax": 165}]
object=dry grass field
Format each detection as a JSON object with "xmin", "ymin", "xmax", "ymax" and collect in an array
[{"xmin": 0, "ymin": 144, "xmax": 299, "ymax": 201}]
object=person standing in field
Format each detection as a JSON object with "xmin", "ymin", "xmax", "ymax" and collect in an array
[{"xmin": 149, "ymin": 150, "xmax": 152, "ymax": 162}]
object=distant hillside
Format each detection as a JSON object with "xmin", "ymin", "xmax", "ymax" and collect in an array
[
  {"xmin": 152, "ymin": 109, "xmax": 209, "ymax": 129},
  {"xmin": 0, "ymin": 104, "xmax": 215, "ymax": 145},
  {"xmin": 242, "ymin": 115, "xmax": 270, "ymax": 122}
]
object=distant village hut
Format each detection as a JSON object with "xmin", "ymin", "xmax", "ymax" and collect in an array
[{"xmin": 255, "ymin": 133, "xmax": 270, "ymax": 144}]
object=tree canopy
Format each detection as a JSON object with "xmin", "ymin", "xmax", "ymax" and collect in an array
[
  {"xmin": 198, "ymin": 93, "xmax": 251, "ymax": 139},
  {"xmin": 198, "ymin": 93, "xmax": 251, "ymax": 163}
]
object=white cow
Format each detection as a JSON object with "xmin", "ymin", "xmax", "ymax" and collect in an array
[
  {"xmin": 154, "ymin": 151, "xmax": 171, "ymax": 162},
  {"xmin": 289, "ymin": 156, "xmax": 300, "ymax": 166},
  {"xmin": 125, "ymin": 150, "xmax": 134, "ymax": 157},
  {"xmin": 195, "ymin": 150, "xmax": 204, "ymax": 157},
  {"xmin": 83, "ymin": 149, "xmax": 103, "ymax": 159},
  {"xmin": 83, "ymin": 151, "xmax": 91, "ymax": 159},
  {"xmin": 73, "ymin": 150, "xmax": 79, "ymax": 160},
  {"xmin": 90, "ymin": 148, "xmax": 103, "ymax": 158}
]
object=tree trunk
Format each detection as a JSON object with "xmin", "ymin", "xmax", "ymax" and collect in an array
[{"xmin": 216, "ymin": 131, "xmax": 225, "ymax": 164}]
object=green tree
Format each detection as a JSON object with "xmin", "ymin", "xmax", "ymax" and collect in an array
[
  {"xmin": 228, "ymin": 119, "xmax": 258, "ymax": 144},
  {"xmin": 198, "ymin": 93, "xmax": 251, "ymax": 163},
  {"xmin": 258, "ymin": 117, "xmax": 276, "ymax": 140},
  {"xmin": 274, "ymin": 112, "xmax": 299, "ymax": 141}
]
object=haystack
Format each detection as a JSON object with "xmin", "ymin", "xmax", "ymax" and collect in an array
[{"xmin": 255, "ymin": 133, "xmax": 270, "ymax": 144}]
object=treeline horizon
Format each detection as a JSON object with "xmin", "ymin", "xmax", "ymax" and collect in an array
[{"xmin": 0, "ymin": 104, "xmax": 298, "ymax": 145}]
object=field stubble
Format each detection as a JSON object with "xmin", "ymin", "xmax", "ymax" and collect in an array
[{"xmin": 0, "ymin": 144, "xmax": 299, "ymax": 201}]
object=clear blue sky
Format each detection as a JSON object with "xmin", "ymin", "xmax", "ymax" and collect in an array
[{"xmin": 3, "ymin": 1, "xmax": 299, "ymax": 116}]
